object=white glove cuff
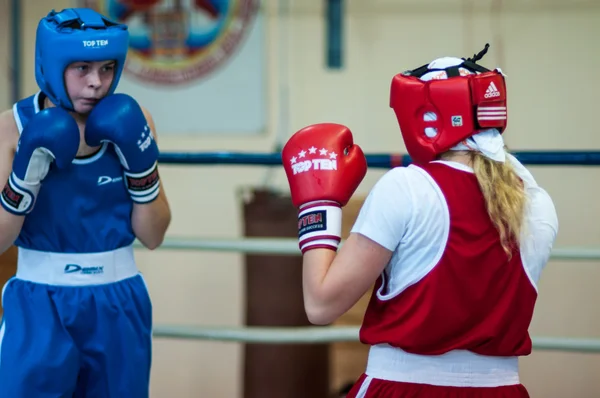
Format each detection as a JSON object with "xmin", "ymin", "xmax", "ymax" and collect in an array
[
  {"xmin": 124, "ymin": 161, "xmax": 161, "ymax": 204},
  {"xmin": 298, "ymin": 201, "xmax": 342, "ymax": 254},
  {"xmin": 1, "ymin": 173, "xmax": 41, "ymax": 215}
]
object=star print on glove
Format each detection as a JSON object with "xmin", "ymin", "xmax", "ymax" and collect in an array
[{"xmin": 137, "ymin": 125, "xmax": 154, "ymax": 153}]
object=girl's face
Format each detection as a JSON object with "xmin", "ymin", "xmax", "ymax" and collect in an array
[{"xmin": 64, "ymin": 60, "xmax": 115, "ymax": 114}]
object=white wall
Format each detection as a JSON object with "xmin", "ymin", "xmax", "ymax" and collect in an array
[{"xmin": 2, "ymin": 0, "xmax": 600, "ymax": 397}]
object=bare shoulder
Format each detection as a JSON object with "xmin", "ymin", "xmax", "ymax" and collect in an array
[
  {"xmin": 0, "ymin": 109, "xmax": 19, "ymax": 150},
  {"xmin": 138, "ymin": 104, "xmax": 159, "ymax": 140}
]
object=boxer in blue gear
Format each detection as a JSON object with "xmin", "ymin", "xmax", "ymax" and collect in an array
[{"xmin": 0, "ymin": 7, "xmax": 172, "ymax": 398}]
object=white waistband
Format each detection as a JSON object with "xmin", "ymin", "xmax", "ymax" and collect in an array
[
  {"xmin": 17, "ymin": 245, "xmax": 138, "ymax": 286},
  {"xmin": 366, "ymin": 344, "xmax": 520, "ymax": 387}
]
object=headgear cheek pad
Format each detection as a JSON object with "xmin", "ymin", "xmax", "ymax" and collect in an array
[
  {"xmin": 35, "ymin": 8, "xmax": 130, "ymax": 111},
  {"xmin": 389, "ymin": 54, "xmax": 508, "ymax": 164}
]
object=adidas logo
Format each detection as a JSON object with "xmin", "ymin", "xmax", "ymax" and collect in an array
[{"xmin": 484, "ymin": 82, "xmax": 501, "ymax": 99}]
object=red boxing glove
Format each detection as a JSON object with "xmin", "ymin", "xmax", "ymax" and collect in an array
[{"xmin": 282, "ymin": 123, "xmax": 367, "ymax": 253}]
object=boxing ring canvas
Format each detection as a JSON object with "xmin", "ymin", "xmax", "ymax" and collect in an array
[{"xmin": 77, "ymin": 0, "xmax": 267, "ymax": 136}]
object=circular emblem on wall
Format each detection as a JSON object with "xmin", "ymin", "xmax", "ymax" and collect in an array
[{"xmin": 80, "ymin": 0, "xmax": 260, "ymax": 85}]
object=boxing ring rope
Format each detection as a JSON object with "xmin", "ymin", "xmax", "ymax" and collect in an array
[
  {"xmin": 150, "ymin": 325, "xmax": 600, "ymax": 353},
  {"xmin": 157, "ymin": 150, "xmax": 600, "ymax": 167},
  {"xmin": 135, "ymin": 237, "xmax": 600, "ymax": 260},
  {"xmin": 145, "ymin": 150, "xmax": 600, "ymax": 354}
]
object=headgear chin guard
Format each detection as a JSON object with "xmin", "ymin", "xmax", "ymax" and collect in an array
[
  {"xmin": 390, "ymin": 44, "xmax": 508, "ymax": 164},
  {"xmin": 35, "ymin": 8, "xmax": 130, "ymax": 111}
]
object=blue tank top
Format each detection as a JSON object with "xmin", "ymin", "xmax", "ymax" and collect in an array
[{"xmin": 14, "ymin": 92, "xmax": 136, "ymax": 253}]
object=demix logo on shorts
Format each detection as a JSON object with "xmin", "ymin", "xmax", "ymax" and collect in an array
[
  {"xmin": 289, "ymin": 146, "xmax": 338, "ymax": 175},
  {"xmin": 64, "ymin": 264, "xmax": 105, "ymax": 275}
]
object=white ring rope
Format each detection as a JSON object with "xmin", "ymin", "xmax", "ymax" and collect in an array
[
  {"xmin": 153, "ymin": 325, "xmax": 358, "ymax": 344},
  {"xmin": 142, "ymin": 237, "xmax": 600, "ymax": 352},
  {"xmin": 151, "ymin": 325, "xmax": 600, "ymax": 353},
  {"xmin": 136, "ymin": 237, "xmax": 600, "ymax": 260}
]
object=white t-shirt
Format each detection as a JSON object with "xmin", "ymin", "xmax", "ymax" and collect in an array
[{"xmin": 351, "ymin": 158, "xmax": 559, "ymax": 298}]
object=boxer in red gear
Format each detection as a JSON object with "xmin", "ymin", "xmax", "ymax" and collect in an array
[{"xmin": 282, "ymin": 49, "xmax": 558, "ymax": 398}]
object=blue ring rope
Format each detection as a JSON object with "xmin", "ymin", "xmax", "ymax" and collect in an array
[{"xmin": 158, "ymin": 151, "xmax": 600, "ymax": 167}]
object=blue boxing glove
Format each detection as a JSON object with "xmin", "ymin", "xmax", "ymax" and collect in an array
[
  {"xmin": 1, "ymin": 108, "xmax": 80, "ymax": 215},
  {"xmin": 85, "ymin": 94, "xmax": 160, "ymax": 204}
]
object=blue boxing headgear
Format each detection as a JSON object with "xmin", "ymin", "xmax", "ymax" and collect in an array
[{"xmin": 35, "ymin": 8, "xmax": 129, "ymax": 111}]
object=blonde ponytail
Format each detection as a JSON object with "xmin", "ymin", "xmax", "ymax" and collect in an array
[{"xmin": 470, "ymin": 152, "xmax": 527, "ymax": 257}]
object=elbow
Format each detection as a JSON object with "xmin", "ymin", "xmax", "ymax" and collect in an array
[
  {"xmin": 0, "ymin": 242, "xmax": 13, "ymax": 256},
  {"xmin": 144, "ymin": 236, "xmax": 165, "ymax": 251},
  {"xmin": 305, "ymin": 302, "xmax": 338, "ymax": 326},
  {"xmin": 132, "ymin": 209, "xmax": 171, "ymax": 251},
  {"xmin": 138, "ymin": 233, "xmax": 166, "ymax": 251},
  {"xmin": 144, "ymin": 241, "xmax": 161, "ymax": 251},
  {"xmin": 0, "ymin": 233, "xmax": 17, "ymax": 254}
]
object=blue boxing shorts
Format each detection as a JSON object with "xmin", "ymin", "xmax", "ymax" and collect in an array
[{"xmin": 0, "ymin": 246, "xmax": 152, "ymax": 398}]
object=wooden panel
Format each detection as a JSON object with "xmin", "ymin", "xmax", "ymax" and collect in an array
[
  {"xmin": 0, "ymin": 246, "xmax": 17, "ymax": 315},
  {"xmin": 244, "ymin": 190, "xmax": 330, "ymax": 398}
]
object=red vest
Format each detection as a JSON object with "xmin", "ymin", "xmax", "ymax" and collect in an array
[{"xmin": 359, "ymin": 162, "xmax": 537, "ymax": 356}]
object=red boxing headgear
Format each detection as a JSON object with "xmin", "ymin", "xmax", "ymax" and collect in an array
[{"xmin": 390, "ymin": 45, "xmax": 508, "ymax": 164}]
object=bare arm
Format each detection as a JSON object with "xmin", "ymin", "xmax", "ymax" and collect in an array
[
  {"xmin": 0, "ymin": 110, "xmax": 26, "ymax": 254},
  {"xmin": 302, "ymin": 233, "xmax": 393, "ymax": 325},
  {"xmin": 300, "ymin": 168, "xmax": 413, "ymax": 325},
  {"xmin": 131, "ymin": 107, "xmax": 172, "ymax": 250}
]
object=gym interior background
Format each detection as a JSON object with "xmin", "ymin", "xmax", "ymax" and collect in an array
[{"xmin": 0, "ymin": 0, "xmax": 599, "ymax": 397}]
